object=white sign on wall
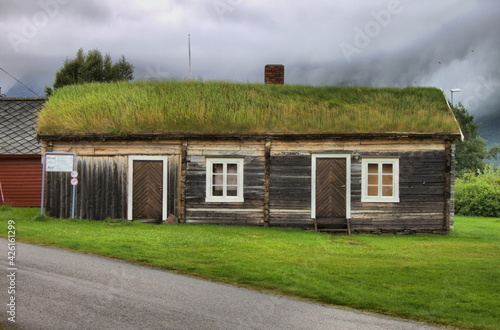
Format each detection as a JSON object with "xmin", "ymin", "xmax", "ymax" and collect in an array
[{"xmin": 45, "ymin": 155, "xmax": 75, "ymax": 172}]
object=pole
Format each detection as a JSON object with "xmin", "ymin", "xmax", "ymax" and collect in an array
[
  {"xmin": 0, "ymin": 182, "xmax": 5, "ymax": 206},
  {"xmin": 188, "ymin": 34, "xmax": 192, "ymax": 80},
  {"xmin": 71, "ymin": 156, "xmax": 77, "ymax": 219},
  {"xmin": 40, "ymin": 154, "xmax": 46, "ymax": 215}
]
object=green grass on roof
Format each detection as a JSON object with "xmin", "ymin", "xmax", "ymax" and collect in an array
[{"xmin": 37, "ymin": 80, "xmax": 461, "ymax": 136}]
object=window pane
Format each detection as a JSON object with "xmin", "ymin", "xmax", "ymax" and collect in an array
[
  {"xmin": 213, "ymin": 163, "xmax": 223, "ymax": 173},
  {"xmin": 382, "ymin": 186, "xmax": 393, "ymax": 196},
  {"xmin": 382, "ymin": 164, "xmax": 393, "ymax": 174},
  {"xmin": 382, "ymin": 174, "xmax": 393, "ymax": 185},
  {"xmin": 227, "ymin": 174, "xmax": 238, "ymax": 186},
  {"xmin": 368, "ymin": 174, "xmax": 378, "ymax": 185},
  {"xmin": 212, "ymin": 186, "xmax": 223, "ymax": 196},
  {"xmin": 227, "ymin": 164, "xmax": 238, "ymax": 173},
  {"xmin": 368, "ymin": 163, "xmax": 378, "ymax": 173},
  {"xmin": 213, "ymin": 174, "xmax": 223, "ymax": 186},
  {"xmin": 367, "ymin": 186, "xmax": 378, "ymax": 196},
  {"xmin": 226, "ymin": 188, "xmax": 238, "ymax": 197},
  {"xmin": 212, "ymin": 163, "xmax": 224, "ymax": 197}
]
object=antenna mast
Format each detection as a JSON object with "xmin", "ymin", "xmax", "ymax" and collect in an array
[{"xmin": 188, "ymin": 34, "xmax": 192, "ymax": 80}]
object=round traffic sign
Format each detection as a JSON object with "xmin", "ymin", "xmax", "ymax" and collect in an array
[{"xmin": 70, "ymin": 178, "xmax": 78, "ymax": 186}]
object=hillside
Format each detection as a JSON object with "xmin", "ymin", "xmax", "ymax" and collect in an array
[
  {"xmin": 478, "ymin": 111, "xmax": 500, "ymax": 145},
  {"xmin": 477, "ymin": 111, "xmax": 500, "ymax": 166}
]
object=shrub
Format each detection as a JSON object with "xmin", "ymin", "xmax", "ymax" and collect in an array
[{"xmin": 455, "ymin": 167, "xmax": 500, "ymax": 217}]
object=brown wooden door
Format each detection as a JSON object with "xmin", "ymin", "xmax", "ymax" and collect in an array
[
  {"xmin": 132, "ymin": 160, "xmax": 163, "ymax": 221},
  {"xmin": 315, "ymin": 158, "xmax": 346, "ymax": 219}
]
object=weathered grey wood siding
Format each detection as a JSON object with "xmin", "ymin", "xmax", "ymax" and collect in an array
[
  {"xmin": 43, "ymin": 139, "xmax": 182, "ymax": 221},
  {"xmin": 268, "ymin": 155, "xmax": 312, "ymax": 226},
  {"xmin": 350, "ymin": 149, "xmax": 450, "ymax": 233},
  {"xmin": 46, "ymin": 155, "xmax": 180, "ymax": 220},
  {"xmin": 42, "ymin": 137, "xmax": 456, "ymax": 232},
  {"xmin": 268, "ymin": 139, "xmax": 454, "ymax": 233},
  {"xmin": 184, "ymin": 140, "xmax": 266, "ymax": 224},
  {"xmin": 46, "ymin": 156, "xmax": 128, "ymax": 219}
]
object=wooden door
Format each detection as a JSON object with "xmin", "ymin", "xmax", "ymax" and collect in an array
[
  {"xmin": 132, "ymin": 160, "xmax": 163, "ymax": 221},
  {"xmin": 315, "ymin": 158, "xmax": 346, "ymax": 219}
]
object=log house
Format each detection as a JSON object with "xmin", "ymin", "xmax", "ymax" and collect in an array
[{"xmin": 38, "ymin": 72, "xmax": 461, "ymax": 233}]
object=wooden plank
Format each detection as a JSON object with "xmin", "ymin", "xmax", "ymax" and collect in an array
[
  {"xmin": 315, "ymin": 158, "xmax": 346, "ymax": 218},
  {"xmin": 50, "ymin": 140, "xmax": 182, "ymax": 156},
  {"xmin": 132, "ymin": 160, "xmax": 163, "ymax": 221},
  {"xmin": 46, "ymin": 156, "xmax": 128, "ymax": 220},
  {"xmin": 443, "ymin": 140, "xmax": 453, "ymax": 231},
  {"xmin": 263, "ymin": 139, "xmax": 271, "ymax": 225},
  {"xmin": 179, "ymin": 139, "xmax": 188, "ymax": 222}
]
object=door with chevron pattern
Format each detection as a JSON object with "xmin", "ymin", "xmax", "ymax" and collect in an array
[
  {"xmin": 315, "ymin": 158, "xmax": 347, "ymax": 219},
  {"xmin": 132, "ymin": 160, "xmax": 163, "ymax": 221}
]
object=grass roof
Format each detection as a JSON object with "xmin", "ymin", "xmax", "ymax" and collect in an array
[{"xmin": 37, "ymin": 80, "xmax": 461, "ymax": 136}]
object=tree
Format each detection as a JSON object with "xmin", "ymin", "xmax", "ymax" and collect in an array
[
  {"xmin": 451, "ymin": 102, "xmax": 500, "ymax": 176},
  {"xmin": 45, "ymin": 48, "xmax": 134, "ymax": 95}
]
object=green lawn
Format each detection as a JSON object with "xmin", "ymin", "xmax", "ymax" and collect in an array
[{"xmin": 1, "ymin": 207, "xmax": 499, "ymax": 329}]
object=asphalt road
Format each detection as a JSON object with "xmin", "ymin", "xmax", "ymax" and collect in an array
[{"xmin": 0, "ymin": 239, "xmax": 446, "ymax": 330}]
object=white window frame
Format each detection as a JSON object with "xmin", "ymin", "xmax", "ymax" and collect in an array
[
  {"xmin": 205, "ymin": 158, "xmax": 244, "ymax": 203},
  {"xmin": 361, "ymin": 158, "xmax": 400, "ymax": 203}
]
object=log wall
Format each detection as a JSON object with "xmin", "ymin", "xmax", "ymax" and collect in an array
[
  {"xmin": 268, "ymin": 138, "xmax": 453, "ymax": 233},
  {"xmin": 42, "ymin": 137, "xmax": 456, "ymax": 233},
  {"xmin": 44, "ymin": 140, "xmax": 181, "ymax": 220},
  {"xmin": 184, "ymin": 139, "xmax": 266, "ymax": 225},
  {"xmin": 350, "ymin": 149, "xmax": 449, "ymax": 233},
  {"xmin": 46, "ymin": 156, "xmax": 128, "ymax": 219}
]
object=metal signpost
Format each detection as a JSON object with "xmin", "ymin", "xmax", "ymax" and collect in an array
[{"xmin": 40, "ymin": 152, "xmax": 78, "ymax": 218}]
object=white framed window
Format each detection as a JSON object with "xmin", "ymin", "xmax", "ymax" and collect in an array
[
  {"xmin": 361, "ymin": 158, "xmax": 399, "ymax": 203},
  {"xmin": 206, "ymin": 158, "xmax": 244, "ymax": 203}
]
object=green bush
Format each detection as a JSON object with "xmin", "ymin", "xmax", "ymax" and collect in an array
[{"xmin": 455, "ymin": 166, "xmax": 500, "ymax": 217}]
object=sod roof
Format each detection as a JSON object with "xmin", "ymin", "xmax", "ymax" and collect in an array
[{"xmin": 37, "ymin": 80, "xmax": 461, "ymax": 137}]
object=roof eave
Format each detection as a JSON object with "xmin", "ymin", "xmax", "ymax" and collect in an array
[{"xmin": 38, "ymin": 132, "xmax": 462, "ymax": 142}]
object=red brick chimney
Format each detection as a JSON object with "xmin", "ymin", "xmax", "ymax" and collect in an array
[{"xmin": 264, "ymin": 64, "xmax": 284, "ymax": 85}]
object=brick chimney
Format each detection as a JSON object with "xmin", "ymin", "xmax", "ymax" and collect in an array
[{"xmin": 264, "ymin": 64, "xmax": 284, "ymax": 85}]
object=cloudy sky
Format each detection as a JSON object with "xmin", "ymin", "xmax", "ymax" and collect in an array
[{"xmin": 1, "ymin": 0, "xmax": 499, "ymax": 117}]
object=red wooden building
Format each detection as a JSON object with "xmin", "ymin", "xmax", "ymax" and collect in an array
[{"xmin": 0, "ymin": 97, "xmax": 46, "ymax": 206}]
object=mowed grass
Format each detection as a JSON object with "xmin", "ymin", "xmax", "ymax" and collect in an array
[
  {"xmin": 37, "ymin": 80, "xmax": 461, "ymax": 135},
  {"xmin": 1, "ymin": 208, "xmax": 499, "ymax": 329}
]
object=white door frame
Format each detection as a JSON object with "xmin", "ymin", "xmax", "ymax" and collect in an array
[
  {"xmin": 311, "ymin": 154, "xmax": 351, "ymax": 219},
  {"xmin": 127, "ymin": 156, "xmax": 168, "ymax": 221}
]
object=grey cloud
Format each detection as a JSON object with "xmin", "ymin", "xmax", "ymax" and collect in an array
[{"xmin": 1, "ymin": 0, "xmax": 499, "ymax": 117}]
